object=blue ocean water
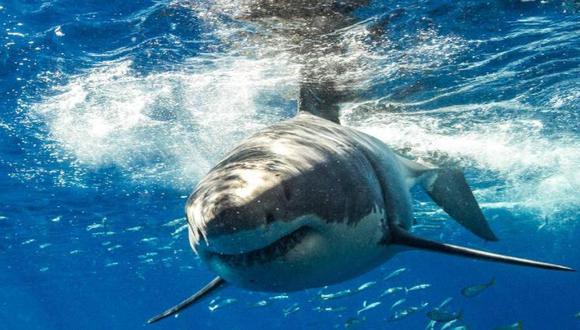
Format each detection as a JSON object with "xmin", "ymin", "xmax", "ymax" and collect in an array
[{"xmin": 0, "ymin": 0, "xmax": 578, "ymax": 329}]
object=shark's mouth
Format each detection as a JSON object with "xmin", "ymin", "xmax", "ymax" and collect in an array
[{"xmin": 206, "ymin": 226, "xmax": 312, "ymax": 267}]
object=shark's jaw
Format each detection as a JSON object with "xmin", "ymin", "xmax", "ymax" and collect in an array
[
  {"xmin": 201, "ymin": 225, "xmax": 312, "ymax": 268},
  {"xmin": 193, "ymin": 210, "xmax": 391, "ymax": 292},
  {"xmin": 197, "ymin": 223, "xmax": 327, "ymax": 292}
]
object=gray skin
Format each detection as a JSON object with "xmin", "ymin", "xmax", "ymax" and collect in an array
[{"xmin": 187, "ymin": 112, "xmax": 411, "ymax": 291}]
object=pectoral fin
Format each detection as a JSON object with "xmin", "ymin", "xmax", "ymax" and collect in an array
[
  {"xmin": 392, "ymin": 226, "xmax": 573, "ymax": 271},
  {"xmin": 147, "ymin": 276, "xmax": 226, "ymax": 324}
]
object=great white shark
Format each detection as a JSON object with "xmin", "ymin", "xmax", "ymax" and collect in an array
[{"xmin": 148, "ymin": 0, "xmax": 574, "ymax": 324}]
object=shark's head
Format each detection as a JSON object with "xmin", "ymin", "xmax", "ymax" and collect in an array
[{"xmin": 185, "ymin": 141, "xmax": 389, "ymax": 292}]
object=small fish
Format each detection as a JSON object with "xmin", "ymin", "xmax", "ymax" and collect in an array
[
  {"xmin": 384, "ymin": 267, "xmax": 407, "ymax": 281},
  {"xmin": 407, "ymin": 283, "xmax": 431, "ymax": 292},
  {"xmin": 208, "ymin": 298, "xmax": 237, "ymax": 312},
  {"xmin": 391, "ymin": 298, "xmax": 406, "ymax": 310},
  {"xmin": 269, "ymin": 294, "xmax": 290, "ymax": 300},
  {"xmin": 390, "ymin": 307, "xmax": 418, "ymax": 321},
  {"xmin": 427, "ymin": 308, "xmax": 462, "ymax": 323},
  {"xmin": 441, "ymin": 320, "xmax": 459, "ymax": 330},
  {"xmin": 86, "ymin": 223, "xmax": 104, "ymax": 231},
  {"xmin": 54, "ymin": 25, "xmax": 65, "ymax": 37},
  {"xmin": 494, "ymin": 321, "xmax": 523, "ymax": 330},
  {"xmin": 320, "ymin": 289, "xmax": 354, "ymax": 300},
  {"xmin": 283, "ymin": 302, "xmax": 300, "ymax": 317},
  {"xmin": 380, "ymin": 286, "xmax": 406, "ymax": 296},
  {"xmin": 574, "ymin": 311, "xmax": 579, "ymax": 319},
  {"xmin": 425, "ymin": 320, "xmax": 437, "ymax": 330},
  {"xmin": 345, "ymin": 316, "xmax": 367, "ymax": 329},
  {"xmin": 252, "ymin": 300, "xmax": 269, "ymax": 307},
  {"xmin": 390, "ymin": 303, "xmax": 428, "ymax": 321},
  {"xmin": 461, "ymin": 278, "xmax": 495, "ymax": 298},
  {"xmin": 218, "ymin": 298, "xmax": 237, "ymax": 306},
  {"xmin": 357, "ymin": 301, "xmax": 381, "ymax": 315},
  {"xmin": 437, "ymin": 297, "xmax": 454, "ymax": 309},
  {"xmin": 356, "ymin": 281, "xmax": 377, "ymax": 292},
  {"xmin": 313, "ymin": 306, "xmax": 347, "ymax": 313}
]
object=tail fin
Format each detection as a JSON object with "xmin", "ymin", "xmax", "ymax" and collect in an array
[
  {"xmin": 147, "ymin": 276, "xmax": 226, "ymax": 324},
  {"xmin": 392, "ymin": 226, "xmax": 573, "ymax": 271}
]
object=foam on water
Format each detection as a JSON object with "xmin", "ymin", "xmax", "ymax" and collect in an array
[
  {"xmin": 22, "ymin": 0, "xmax": 578, "ymax": 220},
  {"xmin": 27, "ymin": 54, "xmax": 299, "ymax": 188},
  {"xmin": 343, "ymin": 98, "xmax": 579, "ymax": 219}
]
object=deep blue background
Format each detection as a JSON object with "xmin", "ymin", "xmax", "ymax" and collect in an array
[{"xmin": 0, "ymin": 1, "xmax": 578, "ymax": 329}]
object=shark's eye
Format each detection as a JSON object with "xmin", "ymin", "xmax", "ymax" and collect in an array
[{"xmin": 266, "ymin": 213, "xmax": 275, "ymax": 224}]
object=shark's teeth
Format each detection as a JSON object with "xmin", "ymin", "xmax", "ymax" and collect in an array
[{"xmin": 210, "ymin": 226, "xmax": 311, "ymax": 267}]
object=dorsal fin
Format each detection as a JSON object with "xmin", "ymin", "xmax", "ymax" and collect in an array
[
  {"xmin": 298, "ymin": 79, "xmax": 342, "ymax": 124},
  {"xmin": 391, "ymin": 226, "xmax": 573, "ymax": 271}
]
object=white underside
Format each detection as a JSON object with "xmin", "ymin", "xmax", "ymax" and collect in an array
[{"xmin": 204, "ymin": 206, "xmax": 393, "ymax": 291}]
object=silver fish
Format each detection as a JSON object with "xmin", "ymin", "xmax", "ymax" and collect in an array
[
  {"xmin": 384, "ymin": 267, "xmax": 407, "ymax": 281},
  {"xmin": 461, "ymin": 278, "xmax": 495, "ymax": 298},
  {"xmin": 425, "ymin": 320, "xmax": 437, "ymax": 330},
  {"xmin": 380, "ymin": 286, "xmax": 406, "ymax": 297},
  {"xmin": 407, "ymin": 283, "xmax": 431, "ymax": 292},
  {"xmin": 313, "ymin": 306, "xmax": 347, "ymax": 313},
  {"xmin": 320, "ymin": 289, "xmax": 354, "ymax": 300},
  {"xmin": 494, "ymin": 321, "xmax": 523, "ymax": 330},
  {"xmin": 357, "ymin": 300, "xmax": 381, "ymax": 315},
  {"xmin": 441, "ymin": 320, "xmax": 460, "ymax": 330},
  {"xmin": 390, "ymin": 302, "xmax": 429, "ymax": 321},
  {"xmin": 252, "ymin": 300, "xmax": 269, "ymax": 307},
  {"xmin": 283, "ymin": 302, "xmax": 300, "ymax": 317},
  {"xmin": 438, "ymin": 297, "xmax": 454, "ymax": 309},
  {"xmin": 208, "ymin": 298, "xmax": 237, "ymax": 312},
  {"xmin": 356, "ymin": 281, "xmax": 377, "ymax": 292},
  {"xmin": 391, "ymin": 298, "xmax": 406, "ymax": 310}
]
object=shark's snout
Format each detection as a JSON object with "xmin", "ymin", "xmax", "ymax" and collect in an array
[
  {"xmin": 187, "ymin": 169, "xmax": 298, "ymax": 255},
  {"xmin": 201, "ymin": 205, "xmax": 288, "ymax": 255}
]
